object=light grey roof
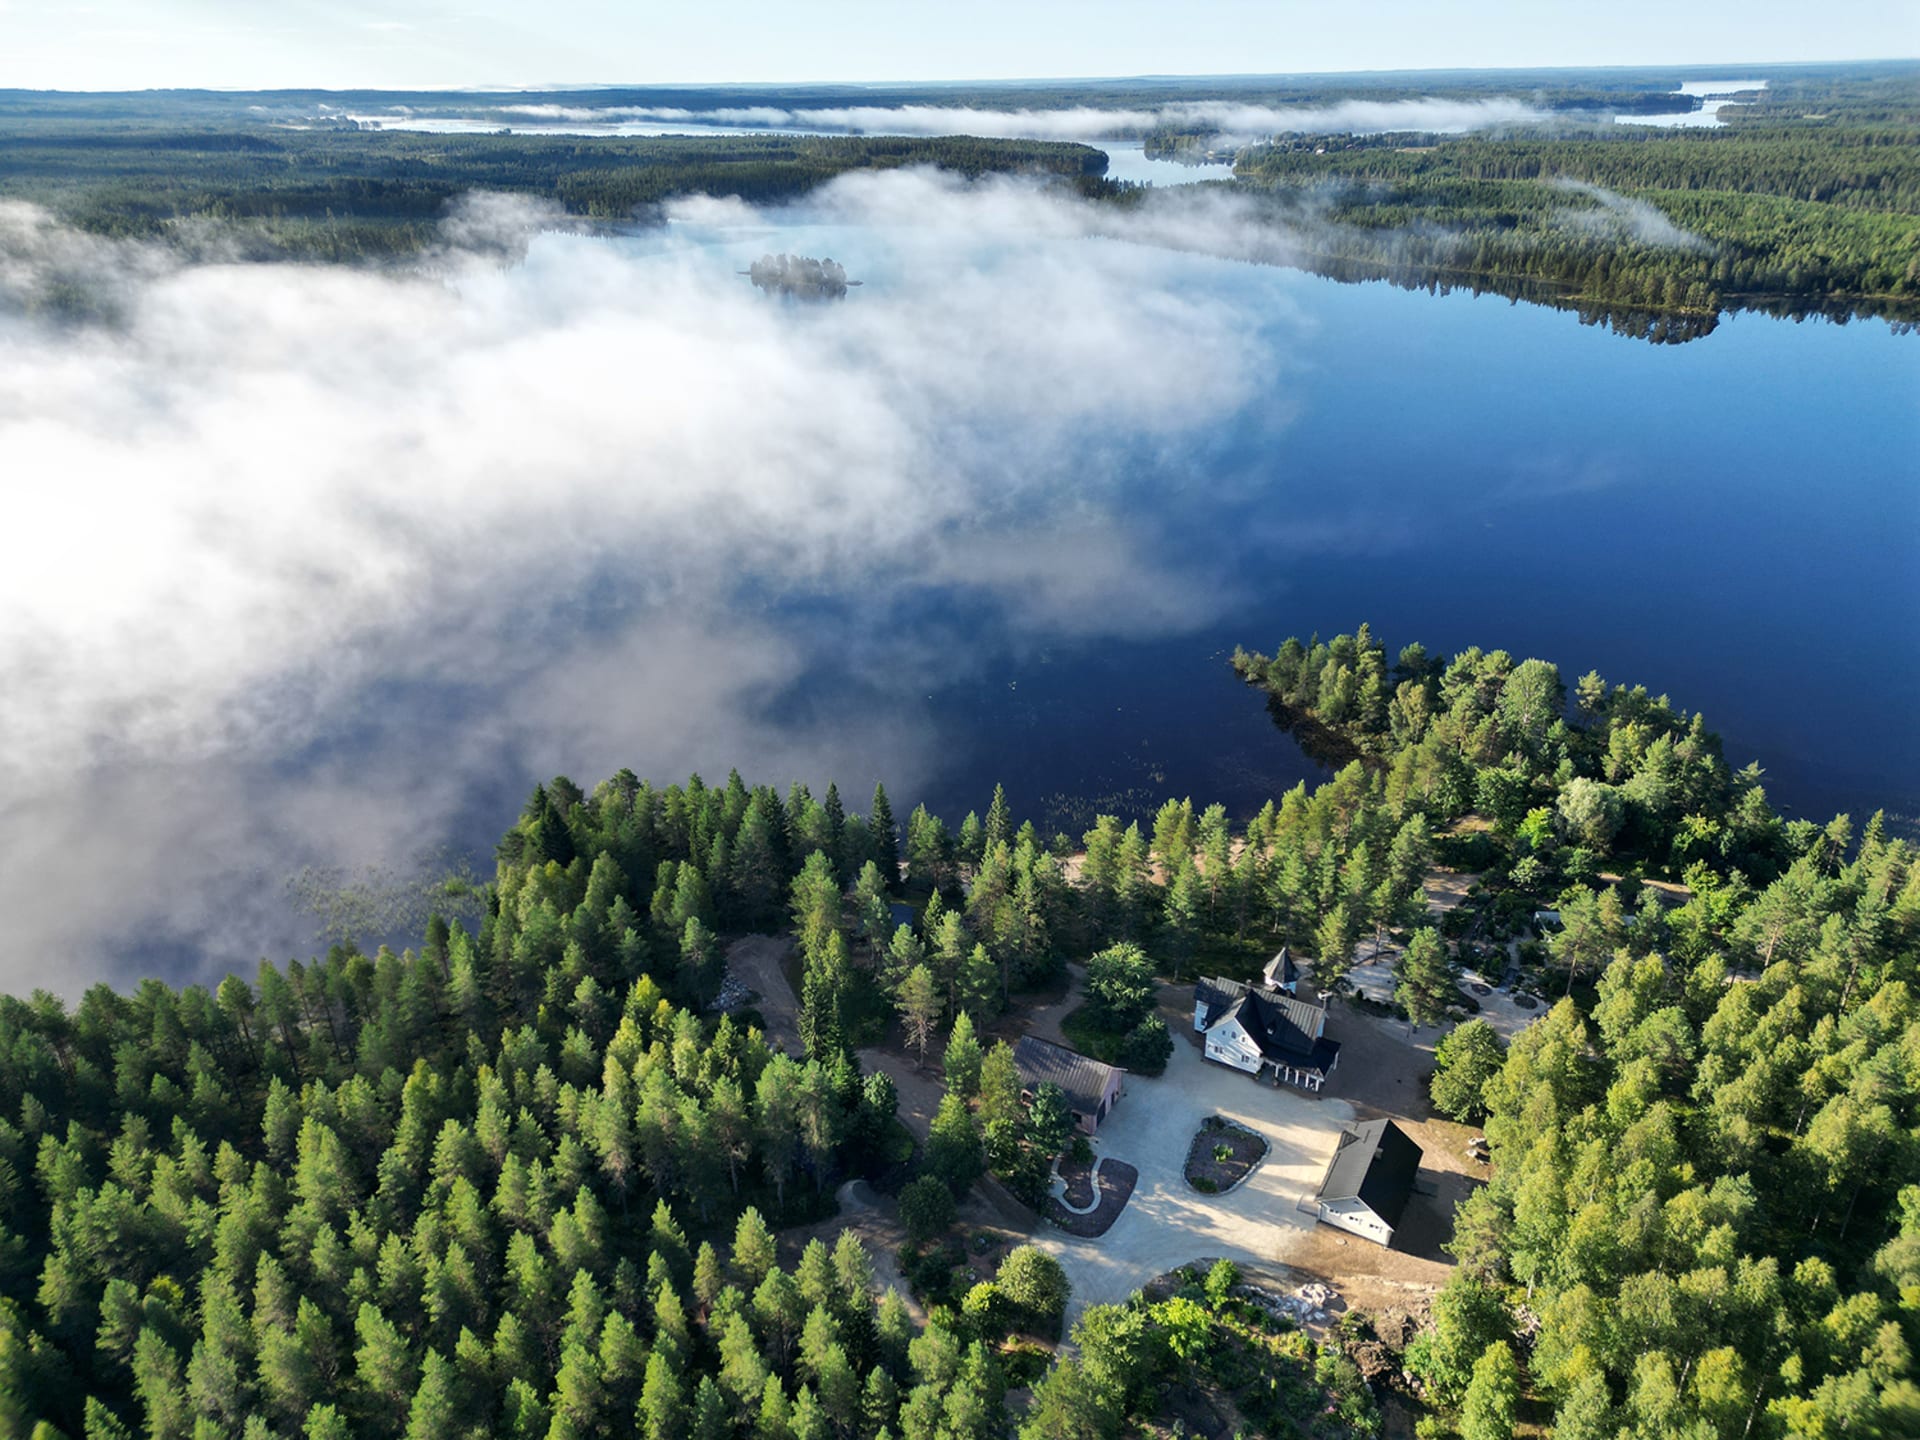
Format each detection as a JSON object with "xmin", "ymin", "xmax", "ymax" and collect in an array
[
  {"xmin": 1316, "ymin": 1119, "xmax": 1423, "ymax": 1229},
  {"xmin": 1014, "ymin": 1035, "xmax": 1122, "ymax": 1118}
]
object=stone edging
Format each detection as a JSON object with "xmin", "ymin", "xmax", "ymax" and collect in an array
[{"xmin": 1183, "ymin": 1115, "xmax": 1271, "ymax": 1195}]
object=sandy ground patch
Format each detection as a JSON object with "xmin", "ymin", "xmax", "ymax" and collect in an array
[
  {"xmin": 987, "ymin": 962, "xmax": 1083, "ymax": 1049},
  {"xmin": 1452, "ymin": 968, "xmax": 1543, "ymax": 1041},
  {"xmin": 1421, "ymin": 866, "xmax": 1480, "ymax": 914},
  {"xmin": 726, "ymin": 934, "xmax": 802, "ymax": 1056},
  {"xmin": 858, "ymin": 1046, "xmax": 946, "ymax": 1141}
]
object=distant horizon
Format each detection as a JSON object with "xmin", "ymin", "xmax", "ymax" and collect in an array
[
  {"xmin": 2, "ymin": 0, "xmax": 1913, "ymax": 93},
  {"xmin": 5, "ymin": 56, "xmax": 1915, "ymax": 99}
]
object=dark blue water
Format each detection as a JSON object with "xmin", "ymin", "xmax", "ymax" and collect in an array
[
  {"xmin": 89, "ymin": 217, "xmax": 1917, "ymax": 987},
  {"xmin": 720, "ymin": 231, "xmax": 1919, "ymax": 835}
]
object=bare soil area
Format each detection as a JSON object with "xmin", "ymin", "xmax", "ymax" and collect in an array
[
  {"xmin": 984, "ymin": 963, "xmax": 1081, "ymax": 1050},
  {"xmin": 725, "ymin": 934, "xmax": 801, "ymax": 1056}
]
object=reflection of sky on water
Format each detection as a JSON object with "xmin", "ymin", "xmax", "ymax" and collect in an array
[
  {"xmin": 509, "ymin": 214, "xmax": 1919, "ymax": 845},
  {"xmin": 1617, "ymin": 77, "xmax": 1768, "ymax": 127},
  {"xmin": 5, "ymin": 181, "xmax": 1914, "ymax": 990}
]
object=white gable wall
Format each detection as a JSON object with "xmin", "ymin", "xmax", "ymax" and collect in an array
[
  {"xmin": 1318, "ymin": 1197, "xmax": 1393, "ymax": 1245},
  {"xmin": 1204, "ymin": 1018, "xmax": 1263, "ymax": 1074}
]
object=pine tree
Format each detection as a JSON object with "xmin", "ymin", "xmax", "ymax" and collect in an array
[
  {"xmin": 757, "ymin": 1372, "xmax": 793, "ymax": 1440},
  {"xmin": 926, "ymin": 1094, "xmax": 985, "ymax": 1197},
  {"xmin": 984, "ymin": 784, "xmax": 1014, "ymax": 855},
  {"xmin": 870, "ymin": 785, "xmax": 900, "ymax": 888},
  {"xmin": 1395, "ymin": 926, "xmax": 1454, "ymax": 1033},
  {"xmin": 640, "ymin": 1347, "xmax": 688, "ymax": 1440},
  {"xmin": 691, "ymin": 1375, "xmax": 730, "ymax": 1440},
  {"xmin": 732, "ymin": 1208, "xmax": 779, "ymax": 1290},
  {"xmin": 404, "ymin": 1349, "xmax": 459, "ymax": 1440},
  {"xmin": 943, "ymin": 1012, "xmax": 983, "ymax": 1097},
  {"xmin": 896, "ymin": 966, "xmax": 943, "ymax": 1065}
]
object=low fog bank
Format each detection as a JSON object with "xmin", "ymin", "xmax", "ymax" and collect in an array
[
  {"xmin": 420, "ymin": 96, "xmax": 1560, "ymax": 146},
  {"xmin": 0, "ymin": 170, "xmax": 1317, "ymax": 995}
]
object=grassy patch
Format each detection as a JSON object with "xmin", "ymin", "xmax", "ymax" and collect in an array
[
  {"xmin": 1059, "ymin": 1004, "xmax": 1125, "ymax": 1064},
  {"xmin": 1060, "ymin": 1005, "xmax": 1170, "ymax": 1078}
]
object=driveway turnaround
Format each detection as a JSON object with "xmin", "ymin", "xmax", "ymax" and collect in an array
[{"xmin": 1030, "ymin": 1036, "xmax": 1355, "ymax": 1328}]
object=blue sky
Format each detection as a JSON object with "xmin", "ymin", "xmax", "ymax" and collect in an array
[{"xmin": 1, "ymin": 0, "xmax": 1913, "ymax": 90}]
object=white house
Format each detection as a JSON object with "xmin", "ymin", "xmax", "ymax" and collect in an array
[
  {"xmin": 1193, "ymin": 977, "xmax": 1340, "ymax": 1091},
  {"xmin": 1313, "ymin": 1119, "xmax": 1423, "ymax": 1246}
]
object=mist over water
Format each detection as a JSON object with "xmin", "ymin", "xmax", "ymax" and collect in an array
[{"xmin": 0, "ymin": 171, "xmax": 1913, "ymax": 993}]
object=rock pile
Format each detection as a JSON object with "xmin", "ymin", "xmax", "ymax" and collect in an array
[
  {"xmin": 1233, "ymin": 1280, "xmax": 1340, "ymax": 1326},
  {"xmin": 707, "ymin": 969, "xmax": 753, "ymax": 1013}
]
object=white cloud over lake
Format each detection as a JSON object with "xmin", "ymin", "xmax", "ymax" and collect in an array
[{"xmin": 0, "ymin": 172, "xmax": 1293, "ymax": 991}]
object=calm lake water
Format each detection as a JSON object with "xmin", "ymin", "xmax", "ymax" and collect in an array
[
  {"xmin": 54, "ymin": 188, "xmax": 1918, "ymax": 984},
  {"xmin": 622, "ymin": 215, "xmax": 1918, "ymax": 837}
]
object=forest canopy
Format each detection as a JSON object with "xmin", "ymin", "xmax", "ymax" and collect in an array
[
  {"xmin": 0, "ymin": 624, "xmax": 1910, "ymax": 1436},
  {"xmin": 1, "ymin": 63, "xmax": 1914, "ymax": 336}
]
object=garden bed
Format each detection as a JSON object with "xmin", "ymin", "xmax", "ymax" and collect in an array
[
  {"xmin": 1047, "ymin": 1158, "xmax": 1137, "ymax": 1236},
  {"xmin": 1185, "ymin": 1116, "xmax": 1269, "ymax": 1194},
  {"xmin": 1057, "ymin": 1152, "xmax": 1096, "ymax": 1209}
]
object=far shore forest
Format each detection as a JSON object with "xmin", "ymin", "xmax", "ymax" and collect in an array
[
  {"xmin": 0, "ymin": 62, "xmax": 1915, "ymax": 339},
  {"xmin": 0, "ymin": 622, "xmax": 1913, "ymax": 1440}
]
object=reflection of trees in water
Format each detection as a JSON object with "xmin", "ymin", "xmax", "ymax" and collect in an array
[
  {"xmin": 288, "ymin": 851, "xmax": 485, "ymax": 948},
  {"xmin": 746, "ymin": 253, "xmax": 859, "ymax": 300}
]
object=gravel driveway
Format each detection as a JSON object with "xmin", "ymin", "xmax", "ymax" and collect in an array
[{"xmin": 1031, "ymin": 1034, "xmax": 1355, "ymax": 1329}]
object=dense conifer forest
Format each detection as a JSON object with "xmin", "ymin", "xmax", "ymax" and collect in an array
[
  {"xmin": 1, "ymin": 64, "xmax": 1914, "ymax": 336},
  {"xmin": 1233, "ymin": 628, "xmax": 1920, "ymax": 1437},
  {"xmin": 0, "ymin": 128, "xmax": 1107, "ymax": 259},
  {"xmin": 1222, "ymin": 69, "xmax": 1920, "ymax": 337},
  {"xmin": 0, "ymin": 627, "xmax": 1910, "ymax": 1436}
]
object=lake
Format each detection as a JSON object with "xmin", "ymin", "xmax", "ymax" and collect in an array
[
  {"xmin": 26, "ymin": 184, "xmax": 1918, "ymax": 983},
  {"xmin": 619, "ymin": 209, "xmax": 1918, "ymax": 839}
]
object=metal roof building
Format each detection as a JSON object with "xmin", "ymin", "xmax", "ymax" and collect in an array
[
  {"xmin": 1312, "ymin": 1118, "xmax": 1424, "ymax": 1246},
  {"xmin": 1013, "ymin": 1034, "xmax": 1126, "ymax": 1135}
]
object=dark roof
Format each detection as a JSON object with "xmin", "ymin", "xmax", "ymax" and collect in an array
[
  {"xmin": 1262, "ymin": 947, "xmax": 1299, "ymax": 989},
  {"xmin": 1014, "ymin": 1035, "xmax": 1122, "ymax": 1118},
  {"xmin": 1316, "ymin": 1119, "xmax": 1423, "ymax": 1230},
  {"xmin": 1201, "ymin": 981, "xmax": 1327, "ymax": 1064}
]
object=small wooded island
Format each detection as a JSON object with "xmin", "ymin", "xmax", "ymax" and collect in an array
[
  {"xmin": 0, "ymin": 626, "xmax": 1912, "ymax": 1440},
  {"xmin": 745, "ymin": 253, "xmax": 861, "ymax": 300}
]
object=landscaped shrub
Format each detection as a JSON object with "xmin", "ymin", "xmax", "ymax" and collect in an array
[
  {"xmin": 1120, "ymin": 1016, "xmax": 1173, "ymax": 1073},
  {"xmin": 995, "ymin": 1245, "xmax": 1071, "ymax": 1339},
  {"xmin": 1205, "ymin": 1258, "xmax": 1240, "ymax": 1309},
  {"xmin": 899, "ymin": 1173, "xmax": 957, "ymax": 1242}
]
